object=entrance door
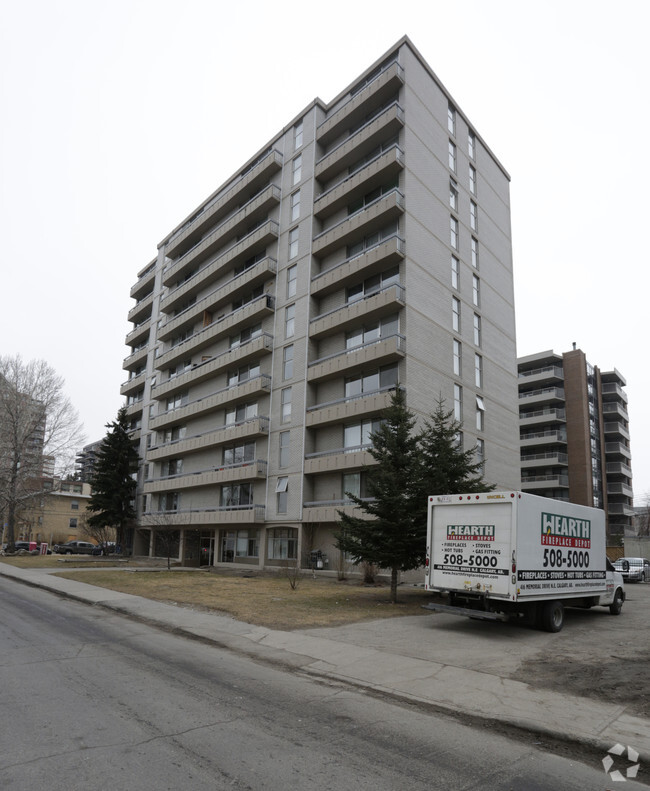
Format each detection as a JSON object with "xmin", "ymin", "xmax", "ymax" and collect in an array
[{"xmin": 199, "ymin": 535, "xmax": 215, "ymax": 567}]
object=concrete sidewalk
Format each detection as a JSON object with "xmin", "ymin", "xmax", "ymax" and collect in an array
[{"xmin": 2, "ymin": 561, "xmax": 649, "ymax": 762}]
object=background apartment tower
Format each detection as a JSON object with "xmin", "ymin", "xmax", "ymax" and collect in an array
[
  {"xmin": 518, "ymin": 347, "xmax": 634, "ymax": 539},
  {"xmin": 122, "ymin": 37, "xmax": 520, "ymax": 568}
]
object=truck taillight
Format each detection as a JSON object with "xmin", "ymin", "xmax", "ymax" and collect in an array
[{"xmin": 425, "ymin": 556, "xmax": 430, "ymax": 567}]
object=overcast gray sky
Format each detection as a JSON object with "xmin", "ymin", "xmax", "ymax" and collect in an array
[{"xmin": 1, "ymin": 0, "xmax": 648, "ymax": 503}]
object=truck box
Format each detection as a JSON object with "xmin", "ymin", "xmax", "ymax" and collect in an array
[{"xmin": 424, "ymin": 491, "xmax": 625, "ymax": 631}]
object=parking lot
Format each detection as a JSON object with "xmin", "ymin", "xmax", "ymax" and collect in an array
[{"xmin": 299, "ymin": 580, "xmax": 650, "ymax": 717}]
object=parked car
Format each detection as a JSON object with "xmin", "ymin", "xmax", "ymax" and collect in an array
[
  {"xmin": 613, "ymin": 557, "xmax": 649, "ymax": 583},
  {"xmin": 91, "ymin": 542, "xmax": 117, "ymax": 556},
  {"xmin": 53, "ymin": 541, "xmax": 97, "ymax": 555},
  {"xmin": 8, "ymin": 541, "xmax": 39, "ymax": 554}
]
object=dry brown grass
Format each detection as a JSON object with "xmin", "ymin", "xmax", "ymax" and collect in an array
[{"xmin": 54, "ymin": 567, "xmax": 434, "ymax": 630}]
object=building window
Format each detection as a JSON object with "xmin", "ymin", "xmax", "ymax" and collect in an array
[
  {"xmin": 451, "ymin": 256, "xmax": 459, "ymax": 290},
  {"xmin": 475, "ymin": 439, "xmax": 485, "ymax": 465},
  {"xmin": 346, "ymin": 267, "xmax": 399, "ymax": 304},
  {"xmin": 223, "ymin": 442, "xmax": 255, "ymax": 467},
  {"xmin": 343, "ymin": 472, "xmax": 367, "ymax": 500},
  {"xmin": 275, "ymin": 477, "xmax": 289, "ymax": 514},
  {"xmin": 471, "ymin": 237, "xmax": 479, "ymax": 269},
  {"xmin": 453, "ymin": 339, "xmax": 462, "ymax": 376},
  {"xmin": 448, "ymin": 140, "xmax": 456, "ymax": 172},
  {"xmin": 285, "ymin": 304, "xmax": 295, "ymax": 338},
  {"xmin": 267, "ymin": 527, "xmax": 297, "ymax": 560},
  {"xmin": 283, "ymin": 345, "xmax": 294, "ymax": 380},
  {"xmin": 475, "ymin": 353, "xmax": 483, "ymax": 388},
  {"xmin": 469, "ymin": 164, "xmax": 477, "ymax": 196},
  {"xmin": 447, "ymin": 103, "xmax": 456, "ymax": 135},
  {"xmin": 69, "ymin": 518, "xmax": 78, "ymax": 529},
  {"xmin": 163, "ymin": 492, "xmax": 179, "ymax": 511},
  {"xmin": 286, "ymin": 264, "xmax": 297, "ymax": 298},
  {"xmin": 279, "ymin": 431, "xmax": 290, "ymax": 468},
  {"xmin": 294, "ymin": 120, "xmax": 303, "ymax": 150},
  {"xmin": 227, "ymin": 529, "xmax": 259, "ymax": 558},
  {"xmin": 450, "ymin": 216, "xmax": 459, "ymax": 250},
  {"xmin": 70, "ymin": 500, "xmax": 79, "ymax": 511},
  {"xmin": 472, "ymin": 275, "xmax": 480, "ymax": 306},
  {"xmin": 344, "ymin": 418, "xmax": 382, "ymax": 450},
  {"xmin": 225, "ymin": 403, "xmax": 257, "ymax": 429},
  {"xmin": 468, "ymin": 130, "xmax": 476, "ymax": 160},
  {"xmin": 292, "ymin": 154, "xmax": 302, "ymax": 186},
  {"xmin": 454, "ymin": 384, "xmax": 462, "ymax": 422},
  {"xmin": 230, "ymin": 323, "xmax": 262, "ymax": 349},
  {"xmin": 449, "ymin": 179, "xmax": 458, "ymax": 211},
  {"xmin": 281, "ymin": 387, "xmax": 292, "ymax": 423},
  {"xmin": 228, "ymin": 362, "xmax": 261, "ymax": 386},
  {"xmin": 344, "ymin": 364, "xmax": 398, "ymax": 398},
  {"xmin": 345, "ymin": 314, "xmax": 398, "ymax": 350},
  {"xmin": 476, "ymin": 395, "xmax": 485, "ymax": 431},
  {"xmin": 288, "ymin": 228, "xmax": 299, "ymax": 259},
  {"xmin": 290, "ymin": 190, "xmax": 301, "ymax": 222},
  {"xmin": 166, "ymin": 458, "xmax": 183, "ymax": 476},
  {"xmin": 347, "ymin": 221, "xmax": 398, "ymax": 258},
  {"xmin": 452, "ymin": 296, "xmax": 461, "ymax": 332},
  {"xmin": 166, "ymin": 391, "xmax": 189, "ymax": 411},
  {"xmin": 470, "ymin": 200, "xmax": 478, "ymax": 231},
  {"xmin": 473, "ymin": 313, "xmax": 482, "ymax": 347},
  {"xmin": 162, "ymin": 425, "xmax": 187, "ymax": 444},
  {"xmin": 220, "ymin": 483, "xmax": 253, "ymax": 508}
]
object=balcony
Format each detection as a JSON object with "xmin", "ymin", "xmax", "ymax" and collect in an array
[
  {"xmin": 606, "ymin": 503, "xmax": 636, "ymax": 517},
  {"xmin": 517, "ymin": 365, "xmax": 564, "ymax": 386},
  {"xmin": 605, "ymin": 442, "xmax": 632, "ymax": 460},
  {"xmin": 303, "ymin": 501, "xmax": 372, "ymax": 523},
  {"xmin": 603, "ymin": 421, "xmax": 630, "ymax": 440},
  {"xmin": 313, "ymin": 146, "xmax": 405, "ymax": 219},
  {"xmin": 162, "ymin": 185, "xmax": 281, "ymax": 285},
  {"xmin": 143, "ymin": 459, "xmax": 267, "ymax": 494},
  {"xmin": 312, "ymin": 189, "xmax": 405, "ymax": 259},
  {"xmin": 130, "ymin": 263, "xmax": 156, "ymax": 300},
  {"xmin": 160, "ymin": 220, "xmax": 279, "ymax": 314},
  {"xmin": 601, "ymin": 382, "xmax": 628, "ymax": 403},
  {"xmin": 310, "ymin": 283, "xmax": 405, "ymax": 340},
  {"xmin": 120, "ymin": 371, "xmax": 146, "ymax": 397},
  {"xmin": 520, "ymin": 452, "xmax": 568, "ymax": 468},
  {"xmin": 154, "ymin": 334, "xmax": 273, "ymax": 399},
  {"xmin": 157, "ymin": 294, "xmax": 275, "ymax": 370},
  {"xmin": 149, "ymin": 374, "xmax": 271, "ymax": 430},
  {"xmin": 520, "ymin": 430, "xmax": 567, "ymax": 447},
  {"xmin": 158, "ymin": 257, "xmax": 277, "ymax": 342},
  {"xmin": 140, "ymin": 504, "xmax": 266, "ymax": 527},
  {"xmin": 147, "ymin": 416, "xmax": 269, "ymax": 461},
  {"xmin": 123, "ymin": 345, "xmax": 148, "ymax": 371},
  {"xmin": 308, "ymin": 334, "xmax": 405, "ymax": 383},
  {"xmin": 521, "ymin": 474, "xmax": 569, "ymax": 490},
  {"xmin": 164, "ymin": 149, "xmax": 283, "ymax": 259},
  {"xmin": 519, "ymin": 408, "xmax": 566, "ymax": 426},
  {"xmin": 606, "ymin": 462, "xmax": 633, "ymax": 477},
  {"xmin": 125, "ymin": 319, "xmax": 151, "ymax": 349},
  {"xmin": 317, "ymin": 60, "xmax": 404, "ymax": 146},
  {"xmin": 306, "ymin": 386, "xmax": 396, "ymax": 428},
  {"xmin": 315, "ymin": 103, "xmax": 405, "ymax": 183},
  {"xmin": 607, "ymin": 482, "xmax": 634, "ymax": 498},
  {"xmin": 304, "ymin": 448, "xmax": 375, "ymax": 475},
  {"xmin": 602, "ymin": 401, "xmax": 629, "ymax": 421},
  {"xmin": 124, "ymin": 399, "xmax": 144, "ymax": 418},
  {"xmin": 128, "ymin": 291, "xmax": 154, "ymax": 324},
  {"xmin": 518, "ymin": 387, "xmax": 565, "ymax": 406}
]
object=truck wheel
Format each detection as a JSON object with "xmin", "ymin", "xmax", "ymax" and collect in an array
[
  {"xmin": 609, "ymin": 589, "xmax": 624, "ymax": 615},
  {"xmin": 541, "ymin": 600, "xmax": 564, "ymax": 632}
]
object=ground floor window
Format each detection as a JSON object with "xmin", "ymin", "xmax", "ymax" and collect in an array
[
  {"xmin": 221, "ymin": 529, "xmax": 259, "ymax": 560},
  {"xmin": 267, "ymin": 527, "xmax": 298, "ymax": 560}
]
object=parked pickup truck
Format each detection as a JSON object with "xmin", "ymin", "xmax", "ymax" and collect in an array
[
  {"xmin": 424, "ymin": 491, "xmax": 625, "ymax": 632},
  {"xmin": 53, "ymin": 541, "xmax": 96, "ymax": 555}
]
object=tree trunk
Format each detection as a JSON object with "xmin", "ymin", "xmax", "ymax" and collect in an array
[{"xmin": 390, "ymin": 567, "xmax": 398, "ymax": 603}]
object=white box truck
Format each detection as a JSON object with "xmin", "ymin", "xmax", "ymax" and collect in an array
[{"xmin": 423, "ymin": 491, "xmax": 625, "ymax": 632}]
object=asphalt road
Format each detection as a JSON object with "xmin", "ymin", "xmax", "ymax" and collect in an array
[{"xmin": 0, "ymin": 578, "xmax": 646, "ymax": 791}]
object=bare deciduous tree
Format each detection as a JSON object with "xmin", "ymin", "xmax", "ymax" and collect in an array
[{"xmin": 0, "ymin": 355, "xmax": 85, "ymax": 550}]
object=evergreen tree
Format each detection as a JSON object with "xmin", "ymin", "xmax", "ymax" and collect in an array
[
  {"xmin": 335, "ymin": 388, "xmax": 421, "ymax": 603},
  {"xmin": 413, "ymin": 397, "xmax": 494, "ymax": 527},
  {"xmin": 87, "ymin": 407, "xmax": 139, "ymax": 552}
]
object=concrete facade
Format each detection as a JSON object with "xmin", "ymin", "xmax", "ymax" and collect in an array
[
  {"xmin": 123, "ymin": 37, "xmax": 520, "ymax": 569},
  {"xmin": 518, "ymin": 347, "xmax": 634, "ymax": 539}
]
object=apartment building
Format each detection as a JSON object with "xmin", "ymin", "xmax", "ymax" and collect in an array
[
  {"xmin": 122, "ymin": 36, "xmax": 520, "ymax": 568},
  {"xmin": 518, "ymin": 347, "xmax": 634, "ymax": 538},
  {"xmin": 75, "ymin": 439, "xmax": 104, "ymax": 483}
]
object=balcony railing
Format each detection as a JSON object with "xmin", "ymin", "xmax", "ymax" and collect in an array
[
  {"xmin": 310, "ymin": 282, "xmax": 405, "ymax": 325},
  {"xmin": 518, "ymin": 365, "xmax": 563, "ymax": 379},
  {"xmin": 149, "ymin": 416, "xmax": 269, "ymax": 453},
  {"xmin": 307, "ymin": 383, "xmax": 397, "ymax": 414},
  {"xmin": 518, "ymin": 387, "xmax": 565, "ymax": 400}
]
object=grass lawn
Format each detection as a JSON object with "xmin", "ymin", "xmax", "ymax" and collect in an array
[{"xmin": 1, "ymin": 556, "xmax": 436, "ymax": 630}]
